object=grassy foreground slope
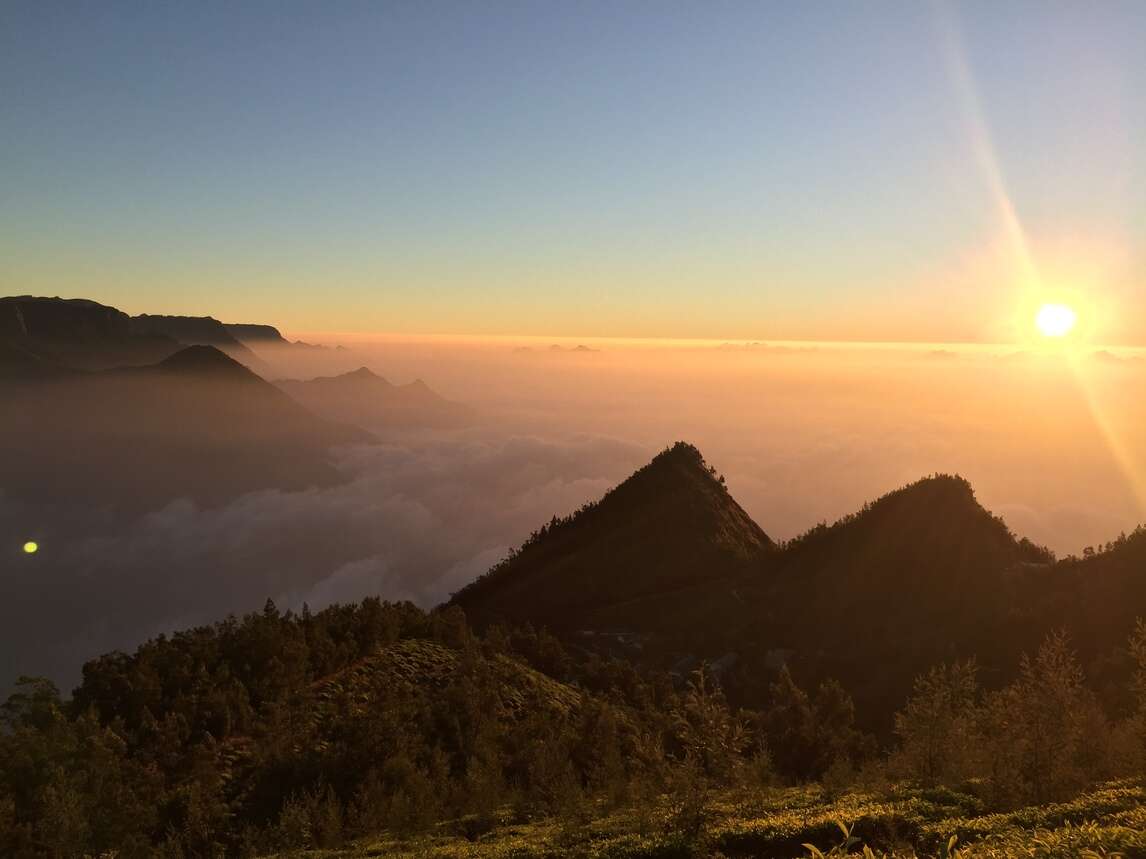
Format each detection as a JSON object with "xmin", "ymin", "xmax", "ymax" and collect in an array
[{"xmin": 266, "ymin": 781, "xmax": 1146, "ymax": 858}]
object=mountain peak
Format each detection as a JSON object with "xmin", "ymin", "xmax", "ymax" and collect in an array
[
  {"xmin": 347, "ymin": 366, "xmax": 382, "ymax": 380},
  {"xmin": 153, "ymin": 344, "xmax": 257, "ymax": 379},
  {"xmin": 451, "ymin": 442, "xmax": 772, "ymax": 632},
  {"xmin": 778, "ymin": 470, "xmax": 1023, "ymax": 563},
  {"xmin": 648, "ymin": 440, "xmax": 706, "ymax": 469}
]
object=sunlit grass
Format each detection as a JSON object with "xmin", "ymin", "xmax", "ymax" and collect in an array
[{"xmin": 264, "ymin": 780, "xmax": 1146, "ymax": 859}]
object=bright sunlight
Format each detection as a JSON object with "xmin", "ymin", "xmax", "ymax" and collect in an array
[{"xmin": 1035, "ymin": 303, "xmax": 1077, "ymax": 338}]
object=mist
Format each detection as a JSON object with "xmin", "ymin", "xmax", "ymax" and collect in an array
[
  {"xmin": 326, "ymin": 335, "xmax": 1146, "ymax": 553},
  {"xmin": 5, "ymin": 336, "xmax": 1146, "ymax": 691}
]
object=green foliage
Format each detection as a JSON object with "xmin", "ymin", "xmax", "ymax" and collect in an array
[
  {"xmin": 893, "ymin": 661, "xmax": 979, "ymax": 785},
  {"xmin": 258, "ymin": 781, "xmax": 1146, "ymax": 859},
  {"xmin": 5, "ymin": 593, "xmax": 1146, "ymax": 858},
  {"xmin": 762, "ymin": 666, "xmax": 871, "ymax": 783},
  {"xmin": 977, "ymin": 631, "xmax": 1108, "ymax": 806}
]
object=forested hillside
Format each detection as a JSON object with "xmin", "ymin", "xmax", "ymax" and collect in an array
[{"xmin": 5, "ymin": 445, "xmax": 1146, "ymax": 857}]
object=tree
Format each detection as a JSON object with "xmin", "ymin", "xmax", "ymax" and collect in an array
[
  {"xmin": 762, "ymin": 668, "xmax": 869, "ymax": 782},
  {"xmin": 893, "ymin": 660, "xmax": 979, "ymax": 785},
  {"xmin": 980, "ymin": 631, "xmax": 1101, "ymax": 805},
  {"xmin": 1128, "ymin": 618, "xmax": 1146, "ymax": 772},
  {"xmin": 667, "ymin": 669, "xmax": 748, "ymax": 838},
  {"xmin": 762, "ymin": 666, "xmax": 818, "ymax": 781}
]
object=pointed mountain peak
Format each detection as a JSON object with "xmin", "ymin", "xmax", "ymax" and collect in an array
[
  {"xmin": 648, "ymin": 440, "xmax": 707, "ymax": 469},
  {"xmin": 154, "ymin": 344, "xmax": 258, "ymax": 379},
  {"xmin": 603, "ymin": 442, "xmax": 730, "ymax": 503},
  {"xmin": 347, "ymin": 366, "xmax": 382, "ymax": 380},
  {"xmin": 451, "ymin": 442, "xmax": 772, "ymax": 631},
  {"xmin": 309, "ymin": 366, "xmax": 394, "ymax": 387}
]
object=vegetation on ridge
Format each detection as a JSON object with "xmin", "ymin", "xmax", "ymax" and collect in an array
[{"xmin": 5, "ymin": 446, "xmax": 1146, "ymax": 858}]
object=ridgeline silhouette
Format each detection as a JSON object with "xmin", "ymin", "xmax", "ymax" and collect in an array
[{"xmin": 277, "ymin": 366, "xmax": 472, "ymax": 431}]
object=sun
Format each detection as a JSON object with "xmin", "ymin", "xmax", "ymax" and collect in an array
[
  {"xmin": 1035, "ymin": 303, "xmax": 1077, "ymax": 338},
  {"xmin": 23, "ymin": 541, "xmax": 39, "ymax": 554}
]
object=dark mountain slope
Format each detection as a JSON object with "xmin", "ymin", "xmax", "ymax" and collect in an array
[
  {"xmin": 451, "ymin": 442, "xmax": 774, "ymax": 634},
  {"xmin": 277, "ymin": 366, "xmax": 472, "ymax": 430},
  {"xmin": 1011, "ymin": 527, "xmax": 1146, "ymax": 682},
  {"xmin": 449, "ymin": 454, "xmax": 1084, "ymax": 733},
  {"xmin": 757, "ymin": 474, "xmax": 1048, "ymax": 640},
  {"xmin": 0, "ymin": 295, "xmax": 179, "ymax": 369},
  {"xmin": 0, "ymin": 341, "xmax": 78, "ymax": 381},
  {"xmin": 1, "ymin": 345, "xmax": 370, "ymax": 511},
  {"xmin": 733, "ymin": 475, "xmax": 1054, "ymax": 728}
]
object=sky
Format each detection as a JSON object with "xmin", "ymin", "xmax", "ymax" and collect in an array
[{"xmin": 3, "ymin": 1, "xmax": 1145, "ymax": 341}]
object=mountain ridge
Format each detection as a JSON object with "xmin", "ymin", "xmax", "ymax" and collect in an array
[
  {"xmin": 276, "ymin": 366, "xmax": 471, "ymax": 431},
  {"xmin": 444, "ymin": 442, "xmax": 1146, "ymax": 732},
  {"xmin": 0, "ymin": 295, "xmax": 181, "ymax": 370}
]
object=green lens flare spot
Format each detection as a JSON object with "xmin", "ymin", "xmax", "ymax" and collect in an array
[{"xmin": 23, "ymin": 541, "xmax": 39, "ymax": 554}]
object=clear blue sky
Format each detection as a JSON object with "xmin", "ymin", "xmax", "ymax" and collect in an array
[{"xmin": 3, "ymin": 1, "xmax": 1145, "ymax": 341}]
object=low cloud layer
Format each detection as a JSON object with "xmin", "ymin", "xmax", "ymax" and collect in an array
[{"xmin": 1, "ymin": 433, "xmax": 647, "ymax": 689}]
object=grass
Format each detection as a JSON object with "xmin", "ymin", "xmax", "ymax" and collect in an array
[{"xmin": 262, "ymin": 780, "xmax": 1146, "ymax": 858}]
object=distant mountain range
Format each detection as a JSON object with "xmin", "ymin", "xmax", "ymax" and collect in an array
[
  {"xmin": 277, "ymin": 366, "xmax": 472, "ymax": 430},
  {"xmin": 1, "ymin": 342, "xmax": 369, "ymax": 512},
  {"xmin": 0, "ymin": 295, "xmax": 469, "ymax": 510},
  {"xmin": 0, "ymin": 295, "xmax": 351, "ymax": 375}
]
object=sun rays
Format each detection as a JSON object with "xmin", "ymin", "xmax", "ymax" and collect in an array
[{"xmin": 935, "ymin": 1, "xmax": 1144, "ymax": 517}]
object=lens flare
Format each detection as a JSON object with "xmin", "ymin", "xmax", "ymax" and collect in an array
[
  {"xmin": 23, "ymin": 541, "xmax": 39, "ymax": 554},
  {"xmin": 1035, "ymin": 304, "xmax": 1077, "ymax": 338}
]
